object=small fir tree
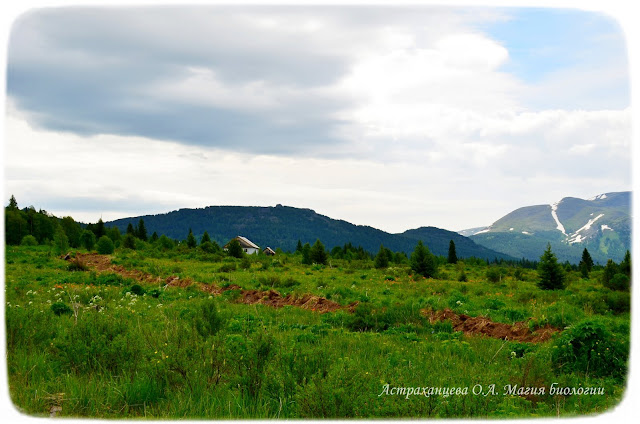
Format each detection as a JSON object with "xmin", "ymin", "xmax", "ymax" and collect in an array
[
  {"xmin": 410, "ymin": 240, "xmax": 437, "ymax": 278},
  {"xmin": 374, "ymin": 244, "xmax": 390, "ymax": 269},
  {"xmin": 186, "ymin": 228, "xmax": 197, "ymax": 248},
  {"xmin": 95, "ymin": 218, "xmax": 106, "ymax": 239},
  {"xmin": 447, "ymin": 240, "xmax": 458, "ymax": 264},
  {"xmin": 537, "ymin": 244, "xmax": 565, "ymax": 290},
  {"xmin": 126, "ymin": 223, "xmax": 136, "ymax": 235},
  {"xmin": 201, "ymin": 231, "xmax": 211, "ymax": 244},
  {"xmin": 579, "ymin": 248, "xmax": 594, "ymax": 278},
  {"xmin": 136, "ymin": 218, "xmax": 148, "ymax": 241},
  {"xmin": 309, "ymin": 239, "xmax": 328, "ymax": 265}
]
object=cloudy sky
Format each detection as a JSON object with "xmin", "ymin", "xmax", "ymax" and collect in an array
[{"xmin": 2, "ymin": 1, "xmax": 634, "ymax": 233}]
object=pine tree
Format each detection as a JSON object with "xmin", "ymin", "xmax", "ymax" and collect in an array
[
  {"xmin": 126, "ymin": 223, "xmax": 135, "ymax": 236},
  {"xmin": 447, "ymin": 240, "xmax": 458, "ymax": 264},
  {"xmin": 620, "ymin": 250, "xmax": 631, "ymax": 278},
  {"xmin": 537, "ymin": 244, "xmax": 565, "ymax": 290},
  {"xmin": 95, "ymin": 218, "xmax": 106, "ymax": 239},
  {"xmin": 374, "ymin": 244, "xmax": 390, "ymax": 269},
  {"xmin": 309, "ymin": 239, "xmax": 328, "ymax": 265},
  {"xmin": 186, "ymin": 228, "xmax": 197, "ymax": 248},
  {"xmin": 296, "ymin": 240, "xmax": 303, "ymax": 253},
  {"xmin": 151, "ymin": 231, "xmax": 159, "ymax": 242},
  {"xmin": 201, "ymin": 231, "xmax": 211, "ymax": 244},
  {"xmin": 136, "ymin": 218, "xmax": 148, "ymax": 241},
  {"xmin": 123, "ymin": 233, "xmax": 137, "ymax": 249},
  {"xmin": 579, "ymin": 248, "xmax": 594, "ymax": 278},
  {"xmin": 301, "ymin": 243, "xmax": 312, "ymax": 265},
  {"xmin": 8, "ymin": 195, "xmax": 18, "ymax": 210},
  {"xmin": 410, "ymin": 240, "xmax": 437, "ymax": 278}
]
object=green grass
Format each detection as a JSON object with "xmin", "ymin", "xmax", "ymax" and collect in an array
[{"xmin": 5, "ymin": 245, "xmax": 630, "ymax": 418}]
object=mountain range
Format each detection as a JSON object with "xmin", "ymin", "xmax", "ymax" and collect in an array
[
  {"xmin": 461, "ymin": 192, "xmax": 631, "ymax": 264},
  {"xmin": 107, "ymin": 205, "xmax": 514, "ymax": 261}
]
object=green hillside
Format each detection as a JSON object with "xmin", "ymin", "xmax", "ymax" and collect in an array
[{"xmin": 107, "ymin": 205, "xmax": 514, "ymax": 260}]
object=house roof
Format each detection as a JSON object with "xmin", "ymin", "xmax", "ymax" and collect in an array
[
  {"xmin": 263, "ymin": 247, "xmax": 276, "ymax": 254},
  {"xmin": 225, "ymin": 236, "xmax": 259, "ymax": 249}
]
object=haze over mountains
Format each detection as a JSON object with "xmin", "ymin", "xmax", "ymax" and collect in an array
[
  {"xmin": 107, "ymin": 205, "xmax": 514, "ymax": 261},
  {"xmin": 461, "ymin": 192, "xmax": 631, "ymax": 264}
]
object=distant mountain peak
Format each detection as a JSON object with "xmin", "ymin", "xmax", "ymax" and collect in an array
[{"xmin": 467, "ymin": 191, "xmax": 630, "ymax": 264}]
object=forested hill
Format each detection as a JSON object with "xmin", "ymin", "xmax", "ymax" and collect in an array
[{"xmin": 107, "ymin": 204, "xmax": 514, "ymax": 260}]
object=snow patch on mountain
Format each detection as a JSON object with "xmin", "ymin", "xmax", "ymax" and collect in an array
[
  {"xmin": 589, "ymin": 193, "xmax": 608, "ymax": 201},
  {"xmin": 522, "ymin": 231, "xmax": 532, "ymax": 235},
  {"xmin": 568, "ymin": 213, "xmax": 605, "ymax": 244},
  {"xmin": 601, "ymin": 224, "xmax": 613, "ymax": 231},
  {"xmin": 550, "ymin": 202, "xmax": 567, "ymax": 235},
  {"xmin": 474, "ymin": 227, "xmax": 491, "ymax": 235}
]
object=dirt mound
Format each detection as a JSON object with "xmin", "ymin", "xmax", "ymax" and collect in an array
[
  {"xmin": 236, "ymin": 290, "xmax": 347, "ymax": 313},
  {"xmin": 423, "ymin": 308, "xmax": 559, "ymax": 343},
  {"xmin": 76, "ymin": 253, "xmax": 164, "ymax": 285},
  {"xmin": 75, "ymin": 253, "xmax": 345, "ymax": 313}
]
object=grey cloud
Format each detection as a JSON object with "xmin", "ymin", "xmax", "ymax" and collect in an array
[
  {"xmin": 8, "ymin": 6, "xmax": 498, "ymax": 157},
  {"xmin": 7, "ymin": 7, "xmax": 365, "ymax": 155}
]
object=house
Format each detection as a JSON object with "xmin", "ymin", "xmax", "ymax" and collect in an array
[
  {"xmin": 224, "ymin": 236, "xmax": 260, "ymax": 255},
  {"xmin": 263, "ymin": 247, "xmax": 276, "ymax": 256}
]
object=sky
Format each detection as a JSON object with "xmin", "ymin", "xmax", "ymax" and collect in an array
[{"xmin": 2, "ymin": 1, "xmax": 635, "ymax": 233}]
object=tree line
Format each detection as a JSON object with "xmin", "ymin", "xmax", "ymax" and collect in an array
[{"xmin": 5, "ymin": 196, "xmax": 631, "ymax": 291}]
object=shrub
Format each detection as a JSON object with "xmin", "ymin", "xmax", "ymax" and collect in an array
[
  {"xmin": 604, "ymin": 273, "xmax": 630, "ymax": 291},
  {"xmin": 96, "ymin": 236, "xmax": 115, "ymax": 254},
  {"xmin": 193, "ymin": 298, "xmax": 224, "ymax": 338},
  {"xmin": 130, "ymin": 284, "xmax": 145, "ymax": 296},
  {"xmin": 81, "ymin": 230, "xmax": 96, "ymax": 250},
  {"xmin": 457, "ymin": 271, "xmax": 468, "ymax": 282},
  {"xmin": 51, "ymin": 302, "xmax": 73, "ymax": 316},
  {"xmin": 122, "ymin": 233, "xmax": 137, "ymax": 250},
  {"xmin": 551, "ymin": 318, "xmax": 629, "ymax": 380},
  {"xmin": 20, "ymin": 235, "xmax": 38, "ymax": 246},
  {"xmin": 218, "ymin": 262, "xmax": 237, "ymax": 273},
  {"xmin": 605, "ymin": 291, "xmax": 631, "ymax": 314},
  {"xmin": 486, "ymin": 267, "xmax": 501, "ymax": 283}
]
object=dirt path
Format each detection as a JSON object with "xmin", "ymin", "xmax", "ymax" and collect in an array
[
  {"xmin": 423, "ymin": 308, "xmax": 559, "ymax": 343},
  {"xmin": 71, "ymin": 253, "xmax": 560, "ymax": 341}
]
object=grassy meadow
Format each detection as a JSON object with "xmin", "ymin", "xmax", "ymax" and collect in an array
[{"xmin": 5, "ymin": 244, "xmax": 630, "ymax": 418}]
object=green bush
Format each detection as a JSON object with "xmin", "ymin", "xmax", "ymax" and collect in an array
[
  {"xmin": 605, "ymin": 291, "xmax": 631, "ymax": 314},
  {"xmin": 219, "ymin": 262, "xmax": 237, "ymax": 273},
  {"xmin": 551, "ymin": 318, "xmax": 629, "ymax": 380},
  {"xmin": 96, "ymin": 236, "xmax": 115, "ymax": 254},
  {"xmin": 193, "ymin": 298, "xmax": 224, "ymax": 338},
  {"xmin": 486, "ymin": 267, "xmax": 502, "ymax": 283},
  {"xmin": 51, "ymin": 302, "xmax": 72, "ymax": 316},
  {"xmin": 20, "ymin": 235, "xmax": 38, "ymax": 246},
  {"xmin": 604, "ymin": 273, "xmax": 630, "ymax": 291},
  {"xmin": 130, "ymin": 284, "xmax": 145, "ymax": 296}
]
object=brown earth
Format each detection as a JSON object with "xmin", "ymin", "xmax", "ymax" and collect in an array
[
  {"xmin": 423, "ymin": 308, "xmax": 559, "ymax": 343},
  {"xmin": 72, "ymin": 253, "xmax": 348, "ymax": 313},
  {"xmin": 69, "ymin": 253, "xmax": 560, "ymax": 341}
]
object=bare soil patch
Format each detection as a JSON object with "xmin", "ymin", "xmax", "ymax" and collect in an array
[
  {"xmin": 73, "ymin": 253, "xmax": 351, "ymax": 313},
  {"xmin": 423, "ymin": 308, "xmax": 559, "ymax": 343}
]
